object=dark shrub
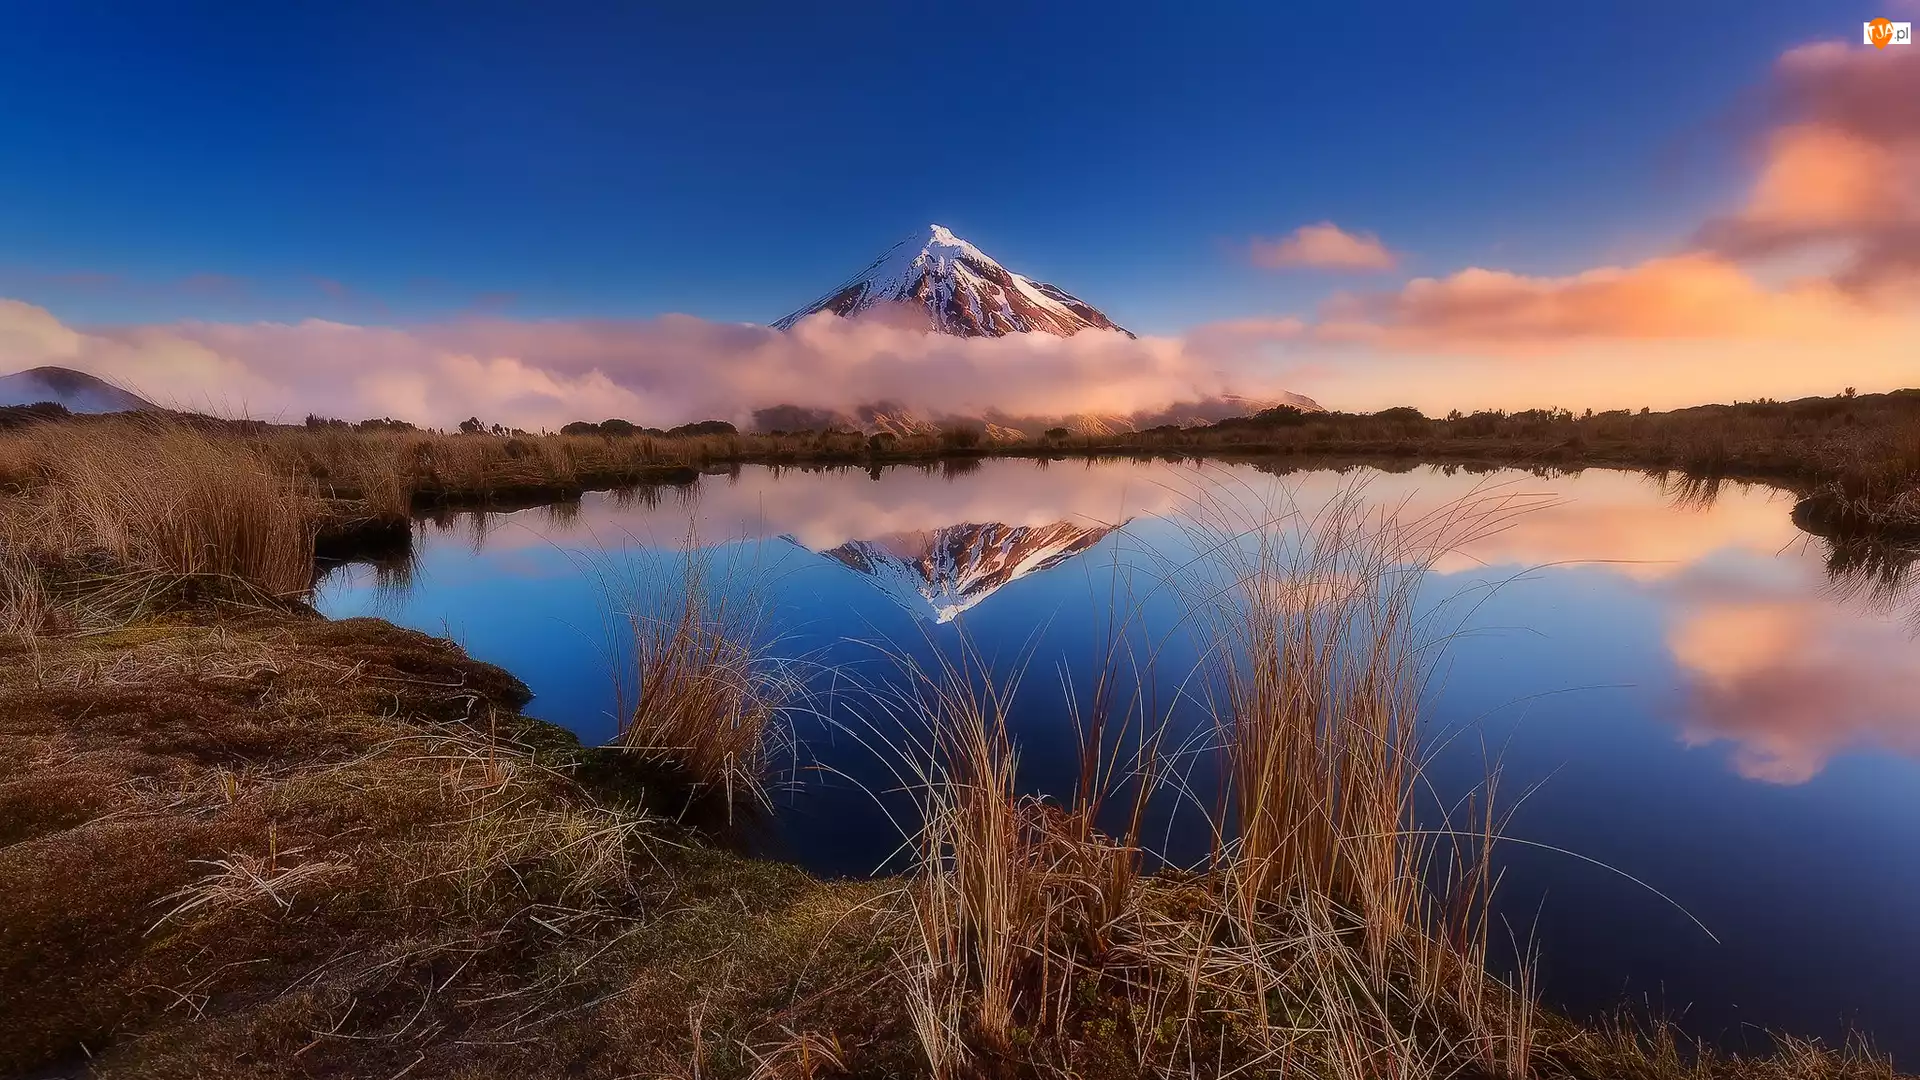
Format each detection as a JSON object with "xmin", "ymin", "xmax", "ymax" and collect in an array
[
  {"xmin": 1253, "ymin": 405, "xmax": 1311, "ymax": 426},
  {"xmin": 666, "ymin": 420, "xmax": 737, "ymax": 437},
  {"xmin": 1372, "ymin": 406, "xmax": 1426, "ymax": 423},
  {"xmin": 1209, "ymin": 405, "xmax": 1309, "ymax": 431},
  {"xmin": 939, "ymin": 424, "xmax": 982, "ymax": 450},
  {"xmin": 0, "ymin": 402, "xmax": 72, "ymax": 430},
  {"xmin": 354, "ymin": 416, "xmax": 417, "ymax": 432}
]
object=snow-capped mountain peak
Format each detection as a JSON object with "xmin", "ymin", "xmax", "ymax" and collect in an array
[{"xmin": 775, "ymin": 225, "xmax": 1131, "ymax": 339}]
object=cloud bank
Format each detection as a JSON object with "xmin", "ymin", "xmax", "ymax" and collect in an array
[{"xmin": 0, "ymin": 299, "xmax": 1319, "ymax": 431}]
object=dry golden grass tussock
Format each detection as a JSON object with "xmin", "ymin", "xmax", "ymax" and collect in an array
[
  {"xmin": 0, "ymin": 546, "xmax": 56, "ymax": 635},
  {"xmin": 600, "ymin": 543, "xmax": 801, "ymax": 814},
  {"xmin": 0, "ymin": 418, "xmax": 315, "ymax": 602},
  {"xmin": 150, "ymin": 831, "xmax": 348, "ymax": 933},
  {"xmin": 1552, "ymin": 1014, "xmax": 1900, "ymax": 1080},
  {"xmin": 868, "ymin": 483, "xmax": 1556, "ymax": 1079}
]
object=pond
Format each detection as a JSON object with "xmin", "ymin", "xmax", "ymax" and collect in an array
[{"xmin": 315, "ymin": 457, "xmax": 1920, "ymax": 1060}]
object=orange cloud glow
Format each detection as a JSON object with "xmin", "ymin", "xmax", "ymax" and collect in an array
[
  {"xmin": 1317, "ymin": 253, "xmax": 1887, "ymax": 349},
  {"xmin": 1251, "ymin": 223, "xmax": 1399, "ymax": 271},
  {"xmin": 1283, "ymin": 42, "xmax": 1920, "ymax": 411},
  {"xmin": 1694, "ymin": 41, "xmax": 1920, "ymax": 296}
]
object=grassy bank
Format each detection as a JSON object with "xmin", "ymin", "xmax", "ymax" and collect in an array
[
  {"xmin": 0, "ymin": 613, "xmax": 903, "ymax": 1079},
  {"xmin": 4, "ymin": 387, "xmax": 1918, "ymax": 547},
  {"xmin": 0, "ymin": 421, "xmax": 1909, "ymax": 1077}
]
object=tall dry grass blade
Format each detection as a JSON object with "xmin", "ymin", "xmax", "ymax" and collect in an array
[
  {"xmin": 0, "ymin": 418, "xmax": 316, "ymax": 607},
  {"xmin": 594, "ymin": 534, "xmax": 800, "ymax": 816}
]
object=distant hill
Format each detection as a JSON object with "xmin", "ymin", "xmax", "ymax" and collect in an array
[{"xmin": 0, "ymin": 366, "xmax": 155, "ymax": 413}]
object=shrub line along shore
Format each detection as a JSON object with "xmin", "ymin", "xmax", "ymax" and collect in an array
[
  {"xmin": 14, "ymin": 385, "xmax": 1901, "ymax": 557},
  {"xmin": 0, "ymin": 395, "xmax": 1913, "ymax": 1078}
]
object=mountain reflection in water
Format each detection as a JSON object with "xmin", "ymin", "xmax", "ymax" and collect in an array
[{"xmin": 799, "ymin": 520, "xmax": 1124, "ymax": 623}]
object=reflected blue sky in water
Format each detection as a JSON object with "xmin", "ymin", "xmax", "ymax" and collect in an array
[{"xmin": 316, "ymin": 459, "xmax": 1920, "ymax": 1058}]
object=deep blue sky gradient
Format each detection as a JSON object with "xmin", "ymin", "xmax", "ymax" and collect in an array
[{"xmin": 0, "ymin": 2, "xmax": 1869, "ymax": 332}]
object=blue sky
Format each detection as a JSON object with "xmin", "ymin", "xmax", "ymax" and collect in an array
[{"xmin": 0, "ymin": 1, "xmax": 1865, "ymax": 333}]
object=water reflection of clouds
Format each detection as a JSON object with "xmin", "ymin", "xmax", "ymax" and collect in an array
[
  {"xmin": 448, "ymin": 464, "xmax": 1801, "ymax": 579},
  {"xmin": 1422, "ymin": 470, "xmax": 1920, "ymax": 784},
  {"xmin": 1663, "ymin": 560, "xmax": 1920, "ymax": 784},
  {"xmin": 400, "ymin": 460, "xmax": 1919, "ymax": 784},
  {"xmin": 1429, "ymin": 473, "xmax": 1803, "ymax": 580},
  {"xmin": 420, "ymin": 461, "xmax": 1233, "ymax": 554}
]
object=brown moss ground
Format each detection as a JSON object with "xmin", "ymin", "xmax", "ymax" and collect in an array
[
  {"xmin": 0, "ymin": 612, "xmax": 909, "ymax": 1079},
  {"xmin": 0, "ymin": 607, "xmax": 1907, "ymax": 1079}
]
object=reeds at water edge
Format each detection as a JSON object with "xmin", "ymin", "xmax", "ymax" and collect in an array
[
  {"xmin": 853, "ymin": 481, "xmax": 1562, "ymax": 1078},
  {"xmin": 595, "ymin": 539, "xmax": 803, "ymax": 817}
]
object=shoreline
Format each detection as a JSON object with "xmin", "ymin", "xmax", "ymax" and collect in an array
[
  {"xmin": 0, "ymin": 605, "xmax": 904, "ymax": 1078},
  {"xmin": 307, "ymin": 446, "xmax": 1920, "ymax": 567}
]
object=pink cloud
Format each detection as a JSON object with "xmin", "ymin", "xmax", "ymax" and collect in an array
[
  {"xmin": 1693, "ymin": 42, "xmax": 1920, "ymax": 297},
  {"xmin": 1251, "ymin": 223, "xmax": 1399, "ymax": 271},
  {"xmin": 177, "ymin": 272, "xmax": 249, "ymax": 299},
  {"xmin": 1311, "ymin": 44, "xmax": 1920, "ymax": 354}
]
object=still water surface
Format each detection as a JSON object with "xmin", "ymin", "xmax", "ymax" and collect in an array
[{"xmin": 316, "ymin": 458, "xmax": 1920, "ymax": 1058}]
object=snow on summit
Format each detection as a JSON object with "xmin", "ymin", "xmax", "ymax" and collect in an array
[{"xmin": 775, "ymin": 225, "xmax": 1131, "ymax": 338}]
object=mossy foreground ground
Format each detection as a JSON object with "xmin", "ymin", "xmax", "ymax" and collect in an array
[
  {"xmin": 2, "ymin": 609, "xmax": 1910, "ymax": 1080},
  {"xmin": 0, "ymin": 611, "xmax": 908, "ymax": 1079}
]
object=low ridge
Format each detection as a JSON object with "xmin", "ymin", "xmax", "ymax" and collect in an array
[{"xmin": 0, "ymin": 366, "xmax": 154, "ymax": 413}]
